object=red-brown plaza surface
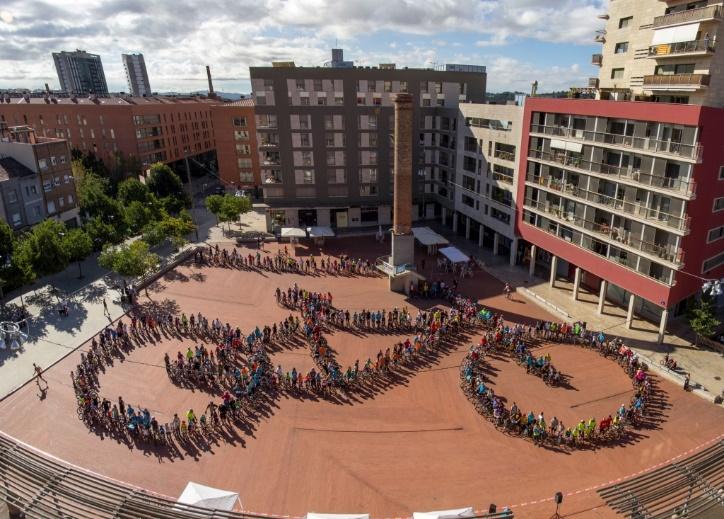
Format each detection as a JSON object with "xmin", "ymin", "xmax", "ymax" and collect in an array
[{"xmin": 1, "ymin": 237, "xmax": 722, "ymax": 518}]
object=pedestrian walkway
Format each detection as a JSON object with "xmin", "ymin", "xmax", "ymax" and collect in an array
[{"xmin": 428, "ymin": 223, "xmax": 724, "ymax": 403}]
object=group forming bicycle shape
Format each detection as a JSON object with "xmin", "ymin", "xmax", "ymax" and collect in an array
[{"xmin": 70, "ymin": 253, "xmax": 659, "ymax": 454}]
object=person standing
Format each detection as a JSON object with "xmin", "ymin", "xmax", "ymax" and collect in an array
[
  {"xmin": 33, "ymin": 363, "xmax": 47, "ymax": 388},
  {"xmin": 102, "ymin": 298, "xmax": 109, "ymax": 317}
]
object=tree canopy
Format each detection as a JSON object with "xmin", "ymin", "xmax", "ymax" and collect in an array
[
  {"xmin": 19, "ymin": 219, "xmax": 70, "ymax": 277},
  {"xmin": 147, "ymin": 162, "xmax": 184, "ymax": 199},
  {"xmin": 687, "ymin": 294, "xmax": 721, "ymax": 344},
  {"xmin": 63, "ymin": 228, "xmax": 93, "ymax": 277},
  {"xmin": 99, "ymin": 240, "xmax": 159, "ymax": 278},
  {"xmin": 206, "ymin": 194, "xmax": 252, "ymax": 231}
]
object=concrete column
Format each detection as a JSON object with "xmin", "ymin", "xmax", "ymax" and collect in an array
[
  {"xmin": 465, "ymin": 217, "xmax": 471, "ymax": 240},
  {"xmin": 452, "ymin": 212, "xmax": 458, "ymax": 233},
  {"xmin": 597, "ymin": 280, "xmax": 608, "ymax": 315},
  {"xmin": 493, "ymin": 232, "xmax": 500, "ymax": 256},
  {"xmin": 572, "ymin": 266, "xmax": 582, "ymax": 301},
  {"xmin": 549, "ymin": 255, "xmax": 558, "ymax": 287},
  {"xmin": 441, "ymin": 208, "xmax": 447, "ymax": 226},
  {"xmin": 509, "ymin": 238, "xmax": 517, "ymax": 266},
  {"xmin": 528, "ymin": 244, "xmax": 537, "ymax": 277},
  {"xmin": 478, "ymin": 228, "xmax": 484, "ymax": 247},
  {"xmin": 626, "ymin": 294, "xmax": 636, "ymax": 329},
  {"xmin": 657, "ymin": 308, "xmax": 668, "ymax": 344}
]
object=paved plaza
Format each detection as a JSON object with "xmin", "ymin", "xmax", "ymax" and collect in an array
[{"xmin": 0, "ymin": 235, "xmax": 722, "ymax": 518}]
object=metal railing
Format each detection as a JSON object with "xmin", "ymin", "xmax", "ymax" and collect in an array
[
  {"xmin": 524, "ymin": 198, "xmax": 685, "ymax": 265},
  {"xmin": 643, "ymin": 73, "xmax": 711, "ymax": 88},
  {"xmin": 653, "ymin": 5, "xmax": 722, "ymax": 28},
  {"xmin": 529, "ymin": 124, "xmax": 703, "ymax": 161},
  {"xmin": 526, "ymin": 174, "xmax": 690, "ymax": 232},
  {"xmin": 527, "ymin": 148, "xmax": 697, "ymax": 196},
  {"xmin": 492, "ymin": 172, "xmax": 514, "ymax": 185},
  {"xmin": 493, "ymin": 150, "xmax": 516, "ymax": 162},
  {"xmin": 592, "ymin": 53, "xmax": 603, "ymax": 66},
  {"xmin": 649, "ymin": 39, "xmax": 716, "ymax": 56}
]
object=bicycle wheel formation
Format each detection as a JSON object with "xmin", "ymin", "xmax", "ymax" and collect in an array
[
  {"xmin": 71, "ymin": 284, "xmax": 481, "ymax": 451},
  {"xmin": 460, "ymin": 333, "xmax": 656, "ymax": 449}
]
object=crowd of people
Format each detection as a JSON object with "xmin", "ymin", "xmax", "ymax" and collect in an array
[
  {"xmin": 460, "ymin": 316, "xmax": 654, "ymax": 448},
  {"xmin": 193, "ymin": 244, "xmax": 380, "ymax": 277}
]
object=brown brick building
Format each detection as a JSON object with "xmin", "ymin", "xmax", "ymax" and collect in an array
[
  {"xmin": 210, "ymin": 99, "xmax": 260, "ymax": 189},
  {"xmin": 0, "ymin": 122, "xmax": 79, "ymax": 228},
  {"xmin": 0, "ymin": 94, "xmax": 217, "ymax": 172}
]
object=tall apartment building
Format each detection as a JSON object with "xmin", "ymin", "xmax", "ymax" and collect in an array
[
  {"xmin": 210, "ymin": 99, "xmax": 261, "ymax": 188},
  {"xmin": 0, "ymin": 94, "xmax": 217, "ymax": 171},
  {"xmin": 0, "ymin": 122, "xmax": 79, "ymax": 228},
  {"xmin": 52, "ymin": 50, "xmax": 109, "ymax": 96},
  {"xmin": 122, "ymin": 54, "xmax": 152, "ymax": 97},
  {"xmin": 517, "ymin": 98, "xmax": 724, "ymax": 342},
  {"xmin": 595, "ymin": 0, "xmax": 723, "ymax": 106},
  {"xmin": 450, "ymin": 102, "xmax": 524, "ymax": 265},
  {"xmin": 250, "ymin": 50, "xmax": 486, "ymax": 229}
]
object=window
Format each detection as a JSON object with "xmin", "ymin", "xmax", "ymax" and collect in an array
[
  {"xmin": 300, "ymin": 133, "xmax": 311, "ymax": 147},
  {"xmin": 328, "ymin": 169, "xmax": 347, "ymax": 184},
  {"xmin": 360, "ymin": 184, "xmax": 378, "ymax": 196},
  {"xmin": 463, "ymin": 156, "xmax": 477, "ymax": 173},
  {"xmin": 357, "ymin": 96, "xmax": 366, "ymax": 106},
  {"xmin": 240, "ymin": 172, "xmax": 254, "ymax": 183},
  {"xmin": 384, "ymin": 80, "xmax": 392, "ymax": 93},
  {"xmin": 708, "ymin": 226, "xmax": 724, "ymax": 243},
  {"xmin": 367, "ymin": 81, "xmax": 376, "ymax": 92},
  {"xmin": 317, "ymin": 96, "xmax": 327, "ymax": 106},
  {"xmin": 296, "ymin": 79, "xmax": 306, "ymax": 90},
  {"xmin": 234, "ymin": 130, "xmax": 249, "ymax": 140},
  {"xmin": 33, "ymin": 206, "xmax": 42, "ymax": 217},
  {"xmin": 47, "ymin": 201, "xmax": 56, "ymax": 214},
  {"xmin": 38, "ymin": 158, "xmax": 48, "ymax": 170},
  {"xmin": 300, "ymin": 97, "xmax": 310, "ymax": 106},
  {"xmin": 702, "ymin": 251, "xmax": 724, "ymax": 274},
  {"xmin": 11, "ymin": 213, "xmax": 21, "ymax": 227},
  {"xmin": 619, "ymin": 16, "xmax": 632, "ymax": 29},
  {"xmin": 58, "ymin": 197, "xmax": 64, "ymax": 208},
  {"xmin": 462, "ymin": 175, "xmax": 476, "ymax": 192},
  {"xmin": 490, "ymin": 207, "xmax": 511, "ymax": 225},
  {"xmin": 359, "ymin": 168, "xmax": 377, "ymax": 183},
  {"xmin": 298, "ymin": 114, "xmax": 311, "ymax": 130},
  {"xmin": 400, "ymin": 81, "xmax": 408, "ymax": 93},
  {"xmin": 611, "ymin": 68, "xmax": 625, "ymax": 79},
  {"xmin": 615, "ymin": 42, "xmax": 629, "ymax": 54},
  {"xmin": 313, "ymin": 79, "xmax": 323, "ymax": 91},
  {"xmin": 236, "ymin": 144, "xmax": 250, "ymax": 154},
  {"xmin": 714, "ymin": 197, "xmax": 724, "ymax": 212},
  {"xmin": 462, "ymin": 194, "xmax": 475, "ymax": 208},
  {"xmin": 238, "ymin": 158, "xmax": 252, "ymax": 168},
  {"xmin": 422, "ymin": 98, "xmax": 431, "ymax": 107},
  {"xmin": 294, "ymin": 170, "xmax": 314, "ymax": 184},
  {"xmin": 68, "ymin": 194, "xmax": 74, "ymax": 205},
  {"xmin": 334, "ymin": 96, "xmax": 344, "ymax": 106},
  {"xmin": 655, "ymin": 63, "xmax": 695, "ymax": 75},
  {"xmin": 7, "ymin": 190, "xmax": 18, "ymax": 203},
  {"xmin": 373, "ymin": 97, "xmax": 382, "ymax": 106},
  {"xmin": 368, "ymin": 115, "xmax": 378, "ymax": 129},
  {"xmin": 233, "ymin": 117, "xmax": 247, "ymax": 127},
  {"xmin": 301, "ymin": 151, "xmax": 313, "ymax": 166},
  {"xmin": 25, "ymin": 185, "xmax": 37, "ymax": 196}
]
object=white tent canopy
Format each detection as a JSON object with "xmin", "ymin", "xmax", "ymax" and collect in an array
[
  {"xmin": 281, "ymin": 227, "xmax": 306, "ymax": 238},
  {"xmin": 413, "ymin": 507, "xmax": 475, "ymax": 519},
  {"xmin": 550, "ymin": 138, "xmax": 583, "ymax": 153},
  {"xmin": 439, "ymin": 246, "xmax": 470, "ymax": 263},
  {"xmin": 176, "ymin": 482, "xmax": 240, "ymax": 512},
  {"xmin": 307, "ymin": 514, "xmax": 370, "ymax": 519},
  {"xmin": 307, "ymin": 226, "xmax": 336, "ymax": 238},
  {"xmin": 412, "ymin": 227, "xmax": 449, "ymax": 246}
]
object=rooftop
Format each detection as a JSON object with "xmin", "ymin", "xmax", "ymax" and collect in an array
[
  {"xmin": 0, "ymin": 94, "xmax": 218, "ymax": 106},
  {"xmin": 0, "ymin": 157, "xmax": 36, "ymax": 182}
]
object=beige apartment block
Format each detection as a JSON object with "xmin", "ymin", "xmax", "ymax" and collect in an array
[{"xmin": 595, "ymin": 0, "xmax": 724, "ymax": 107}]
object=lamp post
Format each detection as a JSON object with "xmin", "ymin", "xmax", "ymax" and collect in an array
[{"xmin": 184, "ymin": 149, "xmax": 200, "ymax": 242}]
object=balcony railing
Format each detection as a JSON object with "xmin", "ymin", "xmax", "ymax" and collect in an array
[
  {"xmin": 527, "ymin": 148, "xmax": 696, "ymax": 197},
  {"xmin": 259, "ymin": 141, "xmax": 279, "ymax": 148},
  {"xmin": 592, "ymin": 53, "xmax": 603, "ymax": 66},
  {"xmin": 653, "ymin": 5, "xmax": 722, "ymax": 29},
  {"xmin": 529, "ymin": 124, "xmax": 702, "ymax": 161},
  {"xmin": 492, "ymin": 171, "xmax": 514, "ymax": 185},
  {"xmin": 524, "ymin": 198, "xmax": 685, "ymax": 265},
  {"xmin": 643, "ymin": 73, "xmax": 711, "ymax": 89},
  {"xmin": 494, "ymin": 149, "xmax": 516, "ymax": 162},
  {"xmin": 526, "ymin": 174, "xmax": 690, "ymax": 233},
  {"xmin": 588, "ymin": 77, "xmax": 600, "ymax": 88},
  {"xmin": 649, "ymin": 39, "xmax": 716, "ymax": 57}
]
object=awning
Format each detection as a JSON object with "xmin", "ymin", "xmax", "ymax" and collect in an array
[
  {"xmin": 307, "ymin": 226, "xmax": 335, "ymax": 238},
  {"xmin": 413, "ymin": 507, "xmax": 475, "ymax": 519},
  {"xmin": 307, "ymin": 514, "xmax": 370, "ymax": 519},
  {"xmin": 652, "ymin": 23, "xmax": 700, "ymax": 45},
  {"xmin": 439, "ymin": 246, "xmax": 470, "ymax": 263},
  {"xmin": 281, "ymin": 227, "xmax": 306, "ymax": 238},
  {"xmin": 176, "ymin": 482, "xmax": 240, "ymax": 511},
  {"xmin": 550, "ymin": 138, "xmax": 583, "ymax": 153},
  {"xmin": 411, "ymin": 227, "xmax": 449, "ymax": 246}
]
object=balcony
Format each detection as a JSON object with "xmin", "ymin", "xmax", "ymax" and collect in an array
[
  {"xmin": 529, "ymin": 124, "xmax": 703, "ymax": 162},
  {"xmin": 653, "ymin": 5, "xmax": 722, "ymax": 29},
  {"xmin": 643, "ymin": 73, "xmax": 710, "ymax": 90},
  {"xmin": 527, "ymin": 148, "xmax": 697, "ymax": 198},
  {"xmin": 492, "ymin": 171, "xmax": 514, "ymax": 185},
  {"xmin": 523, "ymin": 198, "xmax": 685, "ymax": 266},
  {"xmin": 649, "ymin": 39, "xmax": 716, "ymax": 58},
  {"xmin": 588, "ymin": 77, "xmax": 600, "ymax": 88},
  {"xmin": 493, "ymin": 149, "xmax": 516, "ymax": 162},
  {"xmin": 526, "ymin": 173, "xmax": 691, "ymax": 234},
  {"xmin": 592, "ymin": 54, "xmax": 603, "ymax": 66},
  {"xmin": 258, "ymin": 141, "xmax": 278, "ymax": 148}
]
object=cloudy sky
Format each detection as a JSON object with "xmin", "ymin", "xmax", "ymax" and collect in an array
[{"xmin": 0, "ymin": 0, "xmax": 606, "ymax": 94}]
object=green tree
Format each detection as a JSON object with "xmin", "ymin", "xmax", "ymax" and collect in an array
[
  {"xmin": 99, "ymin": 240, "xmax": 159, "ymax": 279},
  {"xmin": 84, "ymin": 217, "xmax": 124, "ymax": 249},
  {"xmin": 147, "ymin": 162, "xmax": 184, "ymax": 199},
  {"xmin": 0, "ymin": 220, "xmax": 13, "ymax": 266},
  {"xmin": 0, "ymin": 221, "xmax": 35, "ymax": 294},
  {"xmin": 118, "ymin": 178, "xmax": 152, "ymax": 205},
  {"xmin": 211, "ymin": 194, "xmax": 252, "ymax": 233},
  {"xmin": 21, "ymin": 219, "xmax": 70, "ymax": 277},
  {"xmin": 142, "ymin": 215, "xmax": 195, "ymax": 250},
  {"xmin": 205, "ymin": 194, "xmax": 224, "ymax": 224},
  {"xmin": 63, "ymin": 228, "xmax": 93, "ymax": 278},
  {"xmin": 125, "ymin": 201, "xmax": 155, "ymax": 234},
  {"xmin": 687, "ymin": 294, "xmax": 721, "ymax": 345}
]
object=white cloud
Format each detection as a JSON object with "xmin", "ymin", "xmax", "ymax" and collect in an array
[
  {"xmin": 0, "ymin": 0, "xmax": 605, "ymax": 92},
  {"xmin": 485, "ymin": 56, "xmax": 589, "ymax": 92}
]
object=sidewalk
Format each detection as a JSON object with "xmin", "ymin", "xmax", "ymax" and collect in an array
[{"xmin": 427, "ymin": 223, "xmax": 724, "ymax": 403}]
